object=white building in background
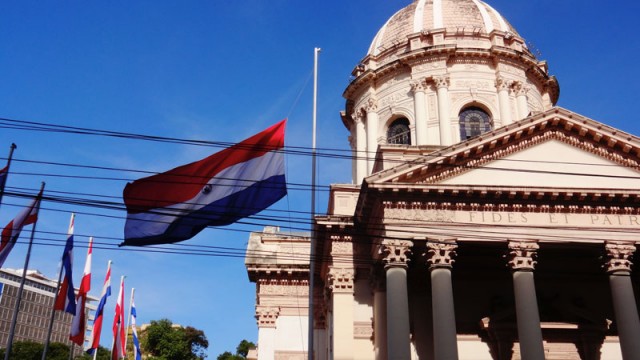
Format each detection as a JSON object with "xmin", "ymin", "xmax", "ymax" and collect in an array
[
  {"xmin": 0, "ymin": 268, "xmax": 97, "ymax": 356},
  {"xmin": 246, "ymin": 1, "xmax": 640, "ymax": 359}
]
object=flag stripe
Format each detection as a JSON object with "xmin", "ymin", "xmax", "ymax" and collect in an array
[
  {"xmin": 0, "ymin": 190, "xmax": 42, "ymax": 267},
  {"xmin": 70, "ymin": 237, "xmax": 92, "ymax": 345},
  {"xmin": 123, "ymin": 120, "xmax": 285, "ymax": 213},
  {"xmin": 86, "ymin": 261, "xmax": 111, "ymax": 354}
]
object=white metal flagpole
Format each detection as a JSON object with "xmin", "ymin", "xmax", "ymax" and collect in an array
[
  {"xmin": 125, "ymin": 287, "xmax": 135, "ymax": 351},
  {"xmin": 308, "ymin": 46, "xmax": 321, "ymax": 360}
]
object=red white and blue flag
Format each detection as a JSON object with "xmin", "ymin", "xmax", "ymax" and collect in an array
[
  {"xmin": 130, "ymin": 290, "xmax": 142, "ymax": 360},
  {"xmin": 70, "ymin": 236, "xmax": 92, "ymax": 345},
  {"xmin": 122, "ymin": 120, "xmax": 287, "ymax": 246},
  {"xmin": 0, "ymin": 188, "xmax": 43, "ymax": 267},
  {"xmin": 54, "ymin": 213, "xmax": 76, "ymax": 314},
  {"xmin": 111, "ymin": 275, "xmax": 125, "ymax": 360},
  {"xmin": 86, "ymin": 260, "xmax": 111, "ymax": 355}
]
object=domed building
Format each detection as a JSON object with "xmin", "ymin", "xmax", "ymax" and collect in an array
[{"xmin": 246, "ymin": 1, "xmax": 640, "ymax": 359}]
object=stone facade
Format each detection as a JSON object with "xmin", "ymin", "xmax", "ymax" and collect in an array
[{"xmin": 246, "ymin": 1, "xmax": 640, "ymax": 359}]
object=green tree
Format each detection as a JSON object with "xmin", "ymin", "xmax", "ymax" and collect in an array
[
  {"xmin": 141, "ymin": 319, "xmax": 208, "ymax": 360},
  {"xmin": 76, "ymin": 346, "xmax": 110, "ymax": 360},
  {"xmin": 0, "ymin": 341, "xmax": 77, "ymax": 360},
  {"xmin": 216, "ymin": 340, "xmax": 255, "ymax": 360}
]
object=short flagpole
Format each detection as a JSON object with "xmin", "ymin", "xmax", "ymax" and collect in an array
[
  {"xmin": 308, "ymin": 46, "xmax": 320, "ymax": 360},
  {"xmin": 4, "ymin": 182, "xmax": 45, "ymax": 360},
  {"xmin": 0, "ymin": 143, "xmax": 17, "ymax": 210},
  {"xmin": 42, "ymin": 213, "xmax": 75, "ymax": 360}
]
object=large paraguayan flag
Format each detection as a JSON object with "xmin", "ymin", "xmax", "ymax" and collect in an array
[
  {"xmin": 54, "ymin": 213, "xmax": 76, "ymax": 314},
  {"xmin": 0, "ymin": 188, "xmax": 43, "ymax": 267},
  {"xmin": 122, "ymin": 120, "xmax": 287, "ymax": 246},
  {"xmin": 86, "ymin": 260, "xmax": 111, "ymax": 355}
]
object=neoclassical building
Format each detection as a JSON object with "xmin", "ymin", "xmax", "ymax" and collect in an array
[{"xmin": 246, "ymin": 1, "xmax": 640, "ymax": 359}]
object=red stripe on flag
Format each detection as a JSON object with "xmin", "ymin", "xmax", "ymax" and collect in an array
[{"xmin": 123, "ymin": 120, "xmax": 285, "ymax": 214}]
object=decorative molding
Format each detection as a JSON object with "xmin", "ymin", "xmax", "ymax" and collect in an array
[
  {"xmin": 381, "ymin": 239, "xmax": 413, "ymax": 268},
  {"xmin": 604, "ymin": 242, "xmax": 636, "ymax": 274},
  {"xmin": 331, "ymin": 235, "xmax": 354, "ymax": 256},
  {"xmin": 256, "ymin": 306, "xmax": 280, "ymax": 328},
  {"xmin": 410, "ymin": 79, "xmax": 427, "ymax": 93},
  {"xmin": 425, "ymin": 239, "xmax": 458, "ymax": 269},
  {"xmin": 512, "ymin": 80, "xmax": 529, "ymax": 96},
  {"xmin": 419, "ymin": 131, "xmax": 640, "ymax": 185},
  {"xmin": 260, "ymin": 284, "xmax": 309, "ymax": 296},
  {"xmin": 384, "ymin": 203, "xmax": 455, "ymax": 222},
  {"xmin": 327, "ymin": 267, "xmax": 355, "ymax": 293},
  {"xmin": 507, "ymin": 241, "xmax": 539, "ymax": 271}
]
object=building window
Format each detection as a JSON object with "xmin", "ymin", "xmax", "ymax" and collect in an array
[
  {"xmin": 459, "ymin": 107, "xmax": 492, "ymax": 139},
  {"xmin": 387, "ymin": 118, "xmax": 411, "ymax": 145}
]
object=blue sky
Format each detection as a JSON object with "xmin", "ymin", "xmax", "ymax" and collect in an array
[{"xmin": 0, "ymin": 0, "xmax": 639, "ymax": 357}]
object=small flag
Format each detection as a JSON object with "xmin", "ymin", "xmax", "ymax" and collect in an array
[
  {"xmin": 122, "ymin": 120, "xmax": 287, "ymax": 246},
  {"xmin": 130, "ymin": 291, "xmax": 142, "ymax": 360},
  {"xmin": 0, "ymin": 143, "xmax": 17, "ymax": 207},
  {"xmin": 54, "ymin": 213, "xmax": 76, "ymax": 314},
  {"xmin": 86, "ymin": 261, "xmax": 111, "ymax": 355},
  {"xmin": 70, "ymin": 237, "xmax": 92, "ymax": 345},
  {"xmin": 111, "ymin": 276, "xmax": 125, "ymax": 360},
  {"xmin": 0, "ymin": 187, "xmax": 43, "ymax": 267}
]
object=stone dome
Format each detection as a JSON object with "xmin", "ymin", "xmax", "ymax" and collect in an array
[
  {"xmin": 368, "ymin": 0, "xmax": 520, "ymax": 58},
  {"xmin": 342, "ymin": 0, "xmax": 559, "ymax": 185}
]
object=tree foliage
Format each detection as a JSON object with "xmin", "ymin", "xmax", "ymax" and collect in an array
[
  {"xmin": 0, "ymin": 341, "xmax": 79, "ymax": 360},
  {"xmin": 216, "ymin": 340, "xmax": 255, "ymax": 360},
  {"xmin": 140, "ymin": 319, "xmax": 209, "ymax": 360}
]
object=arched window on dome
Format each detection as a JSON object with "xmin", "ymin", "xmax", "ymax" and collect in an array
[
  {"xmin": 387, "ymin": 118, "xmax": 411, "ymax": 145},
  {"xmin": 459, "ymin": 107, "xmax": 492, "ymax": 140}
]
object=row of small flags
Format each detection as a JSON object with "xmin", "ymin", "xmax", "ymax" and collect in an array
[
  {"xmin": 0, "ymin": 120, "xmax": 287, "ymax": 358},
  {"xmin": 0, "ymin": 145, "xmax": 142, "ymax": 359}
]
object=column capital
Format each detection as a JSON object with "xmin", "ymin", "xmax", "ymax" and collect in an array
[
  {"xmin": 605, "ymin": 242, "xmax": 637, "ymax": 274},
  {"xmin": 433, "ymin": 75, "xmax": 450, "ymax": 89},
  {"xmin": 410, "ymin": 78, "xmax": 427, "ymax": 93},
  {"xmin": 507, "ymin": 240, "xmax": 539, "ymax": 271},
  {"xmin": 511, "ymin": 80, "xmax": 529, "ymax": 96},
  {"xmin": 381, "ymin": 239, "xmax": 413, "ymax": 269},
  {"xmin": 255, "ymin": 306, "xmax": 280, "ymax": 328},
  {"xmin": 366, "ymin": 97, "xmax": 378, "ymax": 112},
  {"xmin": 425, "ymin": 239, "xmax": 458, "ymax": 269},
  {"xmin": 353, "ymin": 108, "xmax": 366, "ymax": 124},
  {"xmin": 495, "ymin": 76, "xmax": 511, "ymax": 91},
  {"xmin": 328, "ymin": 267, "xmax": 355, "ymax": 293}
]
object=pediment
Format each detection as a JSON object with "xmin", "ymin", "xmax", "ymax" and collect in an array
[{"xmin": 366, "ymin": 107, "xmax": 640, "ymax": 190}]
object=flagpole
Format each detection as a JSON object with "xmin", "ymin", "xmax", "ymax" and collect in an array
[
  {"xmin": 308, "ymin": 46, "xmax": 320, "ymax": 360},
  {"xmin": 42, "ymin": 213, "xmax": 75, "ymax": 360},
  {"xmin": 4, "ymin": 182, "xmax": 45, "ymax": 360},
  {"xmin": 125, "ymin": 288, "xmax": 134, "ymax": 352},
  {"xmin": 0, "ymin": 143, "xmax": 17, "ymax": 210}
]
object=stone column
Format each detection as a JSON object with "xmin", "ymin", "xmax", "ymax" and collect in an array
[
  {"xmin": 354, "ymin": 109, "xmax": 367, "ymax": 185},
  {"xmin": 604, "ymin": 242, "xmax": 640, "ymax": 360},
  {"xmin": 426, "ymin": 239, "xmax": 459, "ymax": 360},
  {"xmin": 495, "ymin": 76, "xmax": 513, "ymax": 126},
  {"xmin": 381, "ymin": 239, "xmax": 413, "ymax": 360},
  {"xmin": 328, "ymin": 267, "xmax": 355, "ymax": 360},
  {"xmin": 365, "ymin": 98, "xmax": 379, "ymax": 175},
  {"xmin": 507, "ymin": 241, "xmax": 545, "ymax": 360},
  {"xmin": 512, "ymin": 81, "xmax": 529, "ymax": 120},
  {"xmin": 371, "ymin": 269, "xmax": 388, "ymax": 360},
  {"xmin": 434, "ymin": 75, "xmax": 452, "ymax": 146},
  {"xmin": 411, "ymin": 79, "xmax": 428, "ymax": 145},
  {"xmin": 256, "ymin": 306, "xmax": 280, "ymax": 360}
]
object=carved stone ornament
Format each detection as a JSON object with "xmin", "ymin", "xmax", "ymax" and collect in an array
[
  {"xmin": 352, "ymin": 108, "xmax": 366, "ymax": 124},
  {"xmin": 425, "ymin": 240, "xmax": 458, "ymax": 269},
  {"xmin": 256, "ymin": 306, "xmax": 280, "ymax": 328},
  {"xmin": 366, "ymin": 97, "xmax": 378, "ymax": 112},
  {"xmin": 506, "ymin": 241, "xmax": 539, "ymax": 271},
  {"xmin": 604, "ymin": 242, "xmax": 637, "ymax": 274},
  {"xmin": 327, "ymin": 267, "xmax": 355, "ymax": 293},
  {"xmin": 433, "ymin": 75, "xmax": 450, "ymax": 89},
  {"xmin": 410, "ymin": 79, "xmax": 427, "ymax": 93},
  {"xmin": 381, "ymin": 239, "xmax": 413, "ymax": 268},
  {"xmin": 511, "ymin": 80, "xmax": 529, "ymax": 96},
  {"xmin": 495, "ymin": 76, "xmax": 511, "ymax": 91}
]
